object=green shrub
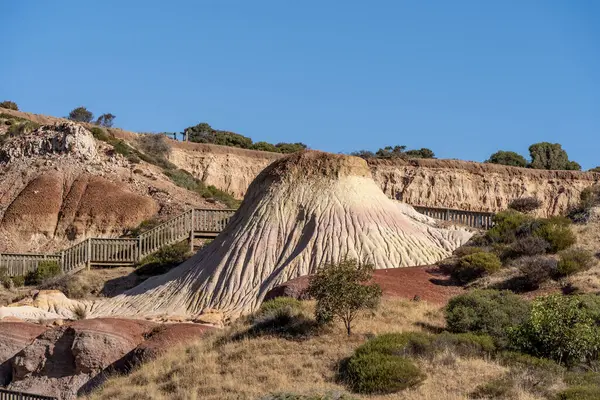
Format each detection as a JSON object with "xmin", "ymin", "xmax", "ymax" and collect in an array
[
  {"xmin": 445, "ymin": 290, "xmax": 530, "ymax": 348},
  {"xmin": 556, "ymin": 385, "xmax": 600, "ymax": 400},
  {"xmin": 0, "ymin": 100, "xmax": 18, "ymax": 110},
  {"xmin": 514, "ymin": 255, "xmax": 558, "ymax": 290},
  {"xmin": 308, "ymin": 259, "xmax": 382, "ymax": 335},
  {"xmin": 533, "ymin": 217, "xmax": 576, "ymax": 253},
  {"xmin": 498, "ymin": 351, "xmax": 564, "ymax": 374},
  {"xmin": 7, "ymin": 120, "xmax": 40, "ymax": 137},
  {"xmin": 487, "ymin": 210, "xmax": 532, "ymax": 244},
  {"xmin": 451, "ymin": 252, "xmax": 502, "ymax": 283},
  {"xmin": 453, "ymin": 246, "xmax": 486, "ymax": 258},
  {"xmin": 508, "ymin": 197, "xmax": 542, "ymax": 213},
  {"xmin": 486, "ymin": 150, "xmax": 528, "ymax": 168},
  {"xmin": 343, "ymin": 351, "xmax": 426, "ymax": 394},
  {"xmin": 509, "ymin": 294, "xmax": 600, "ymax": 365},
  {"xmin": 569, "ymin": 185, "xmax": 600, "ymax": 223},
  {"xmin": 68, "ymin": 106, "xmax": 94, "ymax": 123},
  {"xmin": 557, "ymin": 248, "xmax": 596, "ymax": 277},
  {"xmin": 136, "ymin": 241, "xmax": 191, "ymax": 276},
  {"xmin": 11, "ymin": 275, "xmax": 25, "ymax": 287},
  {"xmin": 259, "ymin": 297, "xmax": 303, "ymax": 316},
  {"xmin": 0, "ymin": 275, "xmax": 11, "ymax": 289},
  {"xmin": 503, "ymin": 236, "xmax": 550, "ymax": 260},
  {"xmin": 354, "ymin": 332, "xmax": 434, "ymax": 358},
  {"xmin": 89, "ymin": 127, "xmax": 109, "ymax": 141},
  {"xmin": 434, "ymin": 332, "xmax": 496, "ymax": 357},
  {"xmin": 25, "ymin": 261, "xmax": 61, "ymax": 285}
]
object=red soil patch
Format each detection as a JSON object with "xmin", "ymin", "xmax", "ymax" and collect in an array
[
  {"xmin": 372, "ymin": 266, "xmax": 465, "ymax": 304},
  {"xmin": 266, "ymin": 266, "xmax": 465, "ymax": 305}
]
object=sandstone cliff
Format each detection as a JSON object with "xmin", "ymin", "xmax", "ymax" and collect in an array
[
  {"xmin": 368, "ymin": 158, "xmax": 600, "ymax": 217},
  {"xmin": 0, "ymin": 120, "xmax": 223, "ymax": 253}
]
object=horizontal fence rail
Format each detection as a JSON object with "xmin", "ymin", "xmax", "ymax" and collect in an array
[
  {"xmin": 0, "ymin": 204, "xmax": 490, "ymax": 278},
  {"xmin": 0, "ymin": 389, "xmax": 57, "ymax": 400},
  {"xmin": 412, "ymin": 206, "xmax": 495, "ymax": 229},
  {"xmin": 0, "ymin": 209, "xmax": 237, "ymax": 277}
]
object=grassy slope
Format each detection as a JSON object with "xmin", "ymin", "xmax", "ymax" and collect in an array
[{"xmin": 87, "ymin": 298, "xmax": 542, "ymax": 400}]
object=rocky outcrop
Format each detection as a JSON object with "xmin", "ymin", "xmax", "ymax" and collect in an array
[
  {"xmin": 0, "ymin": 321, "xmax": 47, "ymax": 385},
  {"xmin": 1, "ymin": 172, "xmax": 159, "ymax": 245},
  {"xmin": 2, "ymin": 318, "xmax": 213, "ymax": 399},
  {"xmin": 369, "ymin": 158, "xmax": 600, "ymax": 217},
  {"xmin": 88, "ymin": 151, "xmax": 471, "ymax": 319},
  {"xmin": 168, "ymin": 141, "xmax": 282, "ymax": 198},
  {"xmin": 0, "ymin": 122, "xmax": 97, "ymax": 163}
]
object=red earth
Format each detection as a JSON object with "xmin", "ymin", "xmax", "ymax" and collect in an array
[{"xmin": 266, "ymin": 266, "xmax": 466, "ymax": 305}]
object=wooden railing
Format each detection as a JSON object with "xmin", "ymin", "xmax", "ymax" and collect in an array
[
  {"xmin": 412, "ymin": 206, "xmax": 495, "ymax": 229},
  {"xmin": 0, "ymin": 389, "xmax": 57, "ymax": 400},
  {"xmin": 0, "ymin": 204, "xmax": 492, "ymax": 278},
  {"xmin": 0, "ymin": 208, "xmax": 236, "ymax": 277}
]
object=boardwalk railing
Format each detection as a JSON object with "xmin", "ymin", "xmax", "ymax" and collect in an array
[
  {"xmin": 0, "ymin": 389, "xmax": 57, "ymax": 400},
  {"xmin": 412, "ymin": 206, "xmax": 495, "ymax": 229},
  {"xmin": 0, "ymin": 208, "xmax": 236, "ymax": 278},
  {"xmin": 0, "ymin": 204, "xmax": 492, "ymax": 278}
]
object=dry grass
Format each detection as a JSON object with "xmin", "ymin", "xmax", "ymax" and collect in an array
[
  {"xmin": 566, "ymin": 209, "xmax": 600, "ymax": 293},
  {"xmin": 86, "ymin": 298, "xmax": 544, "ymax": 400}
]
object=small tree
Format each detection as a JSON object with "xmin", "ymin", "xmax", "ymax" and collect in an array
[
  {"xmin": 0, "ymin": 100, "xmax": 18, "ymax": 110},
  {"xmin": 405, "ymin": 148, "xmax": 435, "ymax": 159},
  {"xmin": 96, "ymin": 113, "xmax": 116, "ymax": 127},
  {"xmin": 68, "ymin": 106, "xmax": 94, "ymax": 123},
  {"xmin": 308, "ymin": 258, "xmax": 382, "ymax": 335},
  {"xmin": 486, "ymin": 150, "xmax": 528, "ymax": 168},
  {"xmin": 528, "ymin": 142, "xmax": 580, "ymax": 170}
]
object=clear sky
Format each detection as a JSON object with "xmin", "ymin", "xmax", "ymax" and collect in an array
[{"xmin": 2, "ymin": 1, "xmax": 599, "ymax": 169}]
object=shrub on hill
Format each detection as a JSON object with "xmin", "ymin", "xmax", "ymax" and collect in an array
[
  {"xmin": 509, "ymin": 294, "xmax": 600, "ymax": 365},
  {"xmin": 260, "ymin": 393, "xmax": 358, "ymax": 400},
  {"xmin": 532, "ymin": 216, "xmax": 576, "ymax": 253},
  {"xmin": 568, "ymin": 185, "xmax": 600, "ymax": 223},
  {"xmin": 513, "ymin": 255, "xmax": 557, "ymax": 290},
  {"xmin": 450, "ymin": 252, "xmax": 502, "ymax": 283},
  {"xmin": 25, "ymin": 260, "xmax": 62, "ymax": 285},
  {"xmin": 557, "ymin": 248, "xmax": 596, "ymax": 277},
  {"xmin": 307, "ymin": 259, "xmax": 382, "ymax": 335},
  {"xmin": 95, "ymin": 113, "xmax": 116, "ymax": 127},
  {"xmin": 0, "ymin": 100, "xmax": 18, "ymax": 110},
  {"xmin": 508, "ymin": 197, "xmax": 542, "ymax": 213},
  {"xmin": 528, "ymin": 142, "xmax": 581, "ymax": 171},
  {"xmin": 486, "ymin": 150, "xmax": 528, "ymax": 168},
  {"xmin": 68, "ymin": 106, "xmax": 94, "ymax": 123},
  {"xmin": 445, "ymin": 290, "xmax": 530, "ymax": 347},
  {"xmin": 135, "ymin": 241, "xmax": 191, "ymax": 276}
]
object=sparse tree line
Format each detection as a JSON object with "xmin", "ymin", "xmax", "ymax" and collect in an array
[
  {"xmin": 351, "ymin": 145, "xmax": 436, "ymax": 160},
  {"xmin": 487, "ymin": 143, "xmax": 588, "ymax": 171},
  {"xmin": 2, "ymin": 101, "xmax": 599, "ymax": 169}
]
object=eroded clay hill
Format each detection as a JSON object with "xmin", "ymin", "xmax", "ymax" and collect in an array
[
  {"xmin": 88, "ymin": 151, "xmax": 471, "ymax": 318},
  {"xmin": 0, "ymin": 121, "xmax": 221, "ymax": 253}
]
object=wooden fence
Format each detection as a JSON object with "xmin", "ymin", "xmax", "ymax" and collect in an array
[
  {"xmin": 0, "ymin": 204, "xmax": 493, "ymax": 278},
  {"xmin": 0, "ymin": 389, "xmax": 57, "ymax": 400},
  {"xmin": 0, "ymin": 208, "xmax": 236, "ymax": 278},
  {"xmin": 412, "ymin": 206, "xmax": 495, "ymax": 229}
]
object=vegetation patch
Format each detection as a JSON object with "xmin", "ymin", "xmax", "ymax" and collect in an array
[
  {"xmin": 307, "ymin": 259, "xmax": 382, "ymax": 335},
  {"xmin": 136, "ymin": 241, "xmax": 191, "ymax": 277},
  {"xmin": 25, "ymin": 260, "xmax": 62, "ymax": 285},
  {"xmin": 509, "ymin": 294, "xmax": 600, "ymax": 366},
  {"xmin": 445, "ymin": 290, "xmax": 530, "ymax": 347}
]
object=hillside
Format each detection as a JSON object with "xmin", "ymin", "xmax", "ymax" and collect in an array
[
  {"xmin": 0, "ymin": 113, "xmax": 228, "ymax": 253},
  {"xmin": 1, "ymin": 108, "xmax": 599, "ymax": 254}
]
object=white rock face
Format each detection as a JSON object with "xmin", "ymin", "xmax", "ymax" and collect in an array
[
  {"xmin": 0, "ymin": 122, "xmax": 97, "ymax": 163},
  {"xmin": 88, "ymin": 151, "xmax": 472, "ymax": 319}
]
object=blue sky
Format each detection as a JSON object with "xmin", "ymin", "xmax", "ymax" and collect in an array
[{"xmin": 2, "ymin": 1, "xmax": 599, "ymax": 169}]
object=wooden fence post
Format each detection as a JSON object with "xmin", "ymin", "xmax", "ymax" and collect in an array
[
  {"xmin": 86, "ymin": 238, "xmax": 92, "ymax": 270},
  {"xmin": 137, "ymin": 236, "xmax": 141, "ymax": 262},
  {"xmin": 189, "ymin": 209, "xmax": 195, "ymax": 253}
]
